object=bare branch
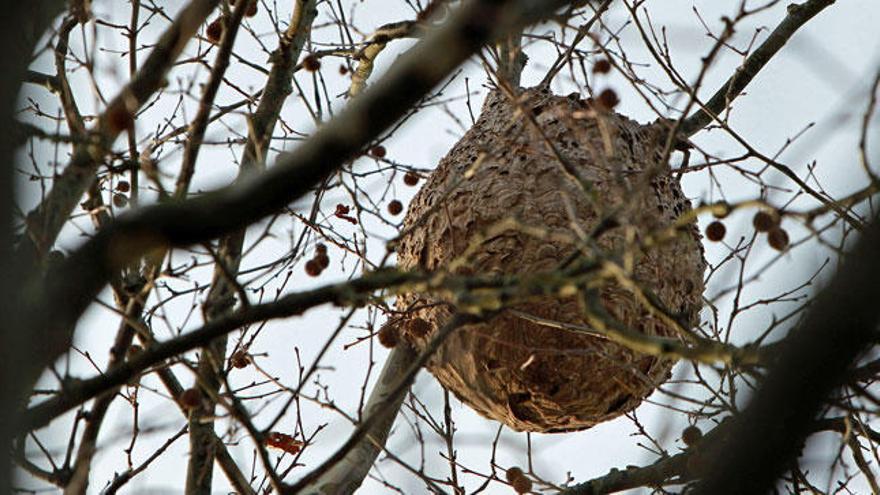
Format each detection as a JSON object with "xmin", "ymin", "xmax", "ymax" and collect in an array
[
  {"xmin": 679, "ymin": 0, "xmax": 835, "ymax": 137},
  {"xmin": 297, "ymin": 344, "xmax": 418, "ymax": 494},
  {"xmin": 286, "ymin": 315, "xmax": 479, "ymax": 493},
  {"xmin": 1, "ymin": 1, "xmax": 81, "ymax": 491},
  {"xmin": 349, "ymin": 21, "xmax": 423, "ymax": 98},
  {"xmin": 693, "ymin": 215, "xmax": 880, "ymax": 494},
  {"xmin": 20, "ymin": 0, "xmax": 220, "ymax": 259},
  {"xmin": 17, "ymin": 0, "xmax": 575, "ymax": 419}
]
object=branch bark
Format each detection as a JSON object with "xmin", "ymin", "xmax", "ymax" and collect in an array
[
  {"xmin": 298, "ymin": 344, "xmax": 418, "ymax": 494},
  {"xmin": 181, "ymin": 3, "xmax": 262, "ymax": 493},
  {"xmin": 1, "ymin": 1, "xmax": 77, "ymax": 491},
  {"xmin": 679, "ymin": 0, "xmax": 835, "ymax": 137},
  {"xmin": 692, "ymin": 215, "xmax": 880, "ymax": 494}
]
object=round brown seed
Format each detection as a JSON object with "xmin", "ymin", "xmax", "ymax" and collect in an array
[
  {"xmin": 377, "ymin": 324, "xmax": 399, "ymax": 348},
  {"xmin": 304, "ymin": 259, "xmax": 322, "ymax": 277},
  {"xmin": 767, "ymin": 227, "xmax": 790, "ymax": 251},
  {"xmin": 403, "ymin": 171, "xmax": 419, "ymax": 186},
  {"xmin": 681, "ymin": 425, "xmax": 703, "ymax": 446},
  {"xmin": 301, "ymin": 54, "xmax": 321, "ymax": 72},
  {"xmin": 752, "ymin": 210, "xmax": 778, "ymax": 232}
]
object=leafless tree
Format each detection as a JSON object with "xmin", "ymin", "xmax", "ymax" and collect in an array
[{"xmin": 3, "ymin": 0, "xmax": 879, "ymax": 494}]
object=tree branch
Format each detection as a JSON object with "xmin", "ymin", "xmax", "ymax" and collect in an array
[
  {"xmin": 297, "ymin": 344, "xmax": 418, "ymax": 494},
  {"xmin": 179, "ymin": 3, "xmax": 256, "ymax": 494},
  {"xmin": 692, "ymin": 215, "xmax": 880, "ymax": 494},
  {"xmin": 286, "ymin": 315, "xmax": 479, "ymax": 493},
  {"xmin": 679, "ymin": 0, "xmax": 835, "ymax": 137},
  {"xmin": 1, "ymin": 1, "xmax": 79, "ymax": 490},
  {"xmin": 17, "ymin": 0, "xmax": 574, "ymax": 426},
  {"xmin": 20, "ymin": 0, "xmax": 220, "ymax": 259},
  {"xmin": 561, "ymin": 416, "xmax": 880, "ymax": 494},
  {"xmin": 24, "ymin": 259, "xmax": 602, "ymax": 433},
  {"xmin": 24, "ymin": 268, "xmax": 420, "ymax": 432},
  {"xmin": 349, "ymin": 21, "xmax": 423, "ymax": 97}
]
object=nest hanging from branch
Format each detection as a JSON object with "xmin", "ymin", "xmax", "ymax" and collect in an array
[{"xmin": 394, "ymin": 87, "xmax": 706, "ymax": 433}]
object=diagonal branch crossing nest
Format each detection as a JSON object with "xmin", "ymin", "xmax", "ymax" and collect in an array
[{"xmin": 395, "ymin": 87, "xmax": 706, "ymax": 432}]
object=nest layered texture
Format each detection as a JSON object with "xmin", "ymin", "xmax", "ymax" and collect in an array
[{"xmin": 395, "ymin": 87, "xmax": 706, "ymax": 432}]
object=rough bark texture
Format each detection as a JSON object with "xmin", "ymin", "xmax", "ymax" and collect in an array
[{"xmin": 396, "ymin": 87, "xmax": 706, "ymax": 432}]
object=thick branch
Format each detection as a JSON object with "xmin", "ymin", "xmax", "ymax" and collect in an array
[
  {"xmin": 297, "ymin": 344, "xmax": 418, "ymax": 494},
  {"xmin": 185, "ymin": 3, "xmax": 319, "ymax": 489},
  {"xmin": 24, "ymin": 268, "xmax": 419, "ymax": 431},
  {"xmin": 180, "ymin": 3, "xmax": 252, "ymax": 494},
  {"xmin": 679, "ymin": 0, "xmax": 835, "ymax": 137},
  {"xmin": 1, "ymin": 1, "xmax": 77, "ymax": 491},
  {"xmin": 19, "ymin": 0, "xmax": 573, "ymax": 424},
  {"xmin": 692, "ymin": 215, "xmax": 880, "ymax": 493},
  {"xmin": 241, "ymin": 0, "xmax": 318, "ymax": 167}
]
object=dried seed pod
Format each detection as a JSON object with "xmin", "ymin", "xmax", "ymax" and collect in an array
[
  {"xmin": 592, "ymin": 59, "xmax": 612, "ymax": 74},
  {"xmin": 112, "ymin": 193, "xmax": 128, "ymax": 208},
  {"xmin": 370, "ymin": 145, "xmax": 387, "ymax": 158},
  {"xmin": 767, "ymin": 227, "xmax": 790, "ymax": 251},
  {"xmin": 395, "ymin": 88, "xmax": 706, "ymax": 432},
  {"xmin": 304, "ymin": 259, "xmax": 322, "ymax": 277},
  {"xmin": 505, "ymin": 467, "xmax": 525, "ymax": 484},
  {"xmin": 388, "ymin": 199, "xmax": 403, "ymax": 216},
  {"xmin": 230, "ymin": 350, "xmax": 250, "ymax": 369},
  {"xmin": 315, "ymin": 253, "xmax": 330, "ymax": 269},
  {"xmin": 180, "ymin": 388, "xmax": 202, "ymax": 410},
  {"xmin": 301, "ymin": 54, "xmax": 321, "ymax": 72},
  {"xmin": 116, "ymin": 180, "xmax": 131, "ymax": 193},
  {"xmin": 705, "ymin": 221, "xmax": 726, "ymax": 242},
  {"xmin": 403, "ymin": 171, "xmax": 420, "ymax": 186},
  {"xmin": 377, "ymin": 324, "xmax": 399, "ymax": 348},
  {"xmin": 245, "ymin": 0, "xmax": 258, "ymax": 17},
  {"xmin": 596, "ymin": 88, "xmax": 620, "ymax": 110},
  {"xmin": 681, "ymin": 425, "xmax": 703, "ymax": 446},
  {"xmin": 506, "ymin": 468, "xmax": 533, "ymax": 494},
  {"xmin": 511, "ymin": 476, "xmax": 533, "ymax": 494},
  {"xmin": 752, "ymin": 210, "xmax": 778, "ymax": 232},
  {"xmin": 206, "ymin": 17, "xmax": 224, "ymax": 44}
]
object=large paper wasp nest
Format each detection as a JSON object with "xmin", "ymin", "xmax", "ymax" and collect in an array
[{"xmin": 395, "ymin": 87, "xmax": 706, "ymax": 432}]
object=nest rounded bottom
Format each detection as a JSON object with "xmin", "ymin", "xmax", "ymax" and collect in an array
[{"xmin": 412, "ymin": 298, "xmax": 677, "ymax": 433}]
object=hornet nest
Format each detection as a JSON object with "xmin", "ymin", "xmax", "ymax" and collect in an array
[{"xmin": 394, "ymin": 86, "xmax": 706, "ymax": 433}]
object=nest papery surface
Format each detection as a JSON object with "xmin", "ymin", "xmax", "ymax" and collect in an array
[{"xmin": 395, "ymin": 87, "xmax": 706, "ymax": 432}]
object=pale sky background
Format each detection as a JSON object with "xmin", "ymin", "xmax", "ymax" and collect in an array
[{"xmin": 16, "ymin": 0, "xmax": 880, "ymax": 493}]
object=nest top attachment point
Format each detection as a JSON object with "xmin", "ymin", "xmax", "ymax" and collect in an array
[{"xmin": 395, "ymin": 87, "xmax": 706, "ymax": 433}]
